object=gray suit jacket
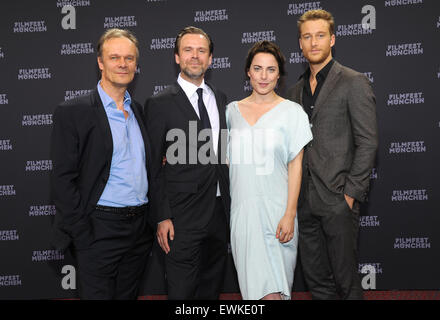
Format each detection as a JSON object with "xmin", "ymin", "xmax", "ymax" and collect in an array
[{"xmin": 287, "ymin": 60, "xmax": 378, "ymax": 205}]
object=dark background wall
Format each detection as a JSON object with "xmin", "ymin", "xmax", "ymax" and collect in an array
[{"xmin": 0, "ymin": 0, "xmax": 439, "ymax": 299}]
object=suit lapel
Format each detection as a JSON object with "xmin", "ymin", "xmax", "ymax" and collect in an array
[
  {"xmin": 171, "ymin": 83, "xmax": 202, "ymax": 124},
  {"xmin": 311, "ymin": 61, "xmax": 342, "ymax": 121},
  {"xmin": 91, "ymin": 89, "xmax": 113, "ymax": 159}
]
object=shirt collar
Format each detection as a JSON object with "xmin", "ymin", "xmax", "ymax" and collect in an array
[
  {"xmin": 177, "ymin": 73, "xmax": 208, "ymax": 99},
  {"xmin": 299, "ymin": 58, "xmax": 334, "ymax": 81},
  {"xmin": 97, "ymin": 81, "xmax": 132, "ymax": 110}
]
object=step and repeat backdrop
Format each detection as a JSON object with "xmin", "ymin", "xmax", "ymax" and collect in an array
[{"xmin": 0, "ymin": 0, "xmax": 439, "ymax": 299}]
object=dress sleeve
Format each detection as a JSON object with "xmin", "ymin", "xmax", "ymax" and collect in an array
[
  {"xmin": 287, "ymin": 102, "xmax": 313, "ymax": 163},
  {"xmin": 225, "ymin": 102, "xmax": 234, "ymax": 164},
  {"xmin": 225, "ymin": 102, "xmax": 232, "ymax": 130}
]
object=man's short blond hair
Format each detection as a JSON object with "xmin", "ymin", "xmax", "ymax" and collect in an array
[
  {"xmin": 297, "ymin": 9, "xmax": 335, "ymax": 38},
  {"xmin": 97, "ymin": 28, "xmax": 139, "ymax": 60}
]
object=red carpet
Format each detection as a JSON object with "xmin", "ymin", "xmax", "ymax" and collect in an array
[{"xmin": 139, "ymin": 291, "xmax": 440, "ymax": 300}]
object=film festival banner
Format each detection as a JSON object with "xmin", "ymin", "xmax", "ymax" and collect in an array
[{"xmin": 0, "ymin": 0, "xmax": 439, "ymax": 300}]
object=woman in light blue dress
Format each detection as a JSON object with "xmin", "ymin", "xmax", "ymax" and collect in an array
[{"xmin": 226, "ymin": 41, "xmax": 312, "ymax": 300}]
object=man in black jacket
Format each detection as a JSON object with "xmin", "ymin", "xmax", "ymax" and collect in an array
[
  {"xmin": 144, "ymin": 26, "xmax": 230, "ymax": 299},
  {"xmin": 51, "ymin": 29, "xmax": 154, "ymax": 299}
]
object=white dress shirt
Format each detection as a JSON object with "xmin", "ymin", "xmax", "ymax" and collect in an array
[{"xmin": 177, "ymin": 73, "xmax": 221, "ymax": 196}]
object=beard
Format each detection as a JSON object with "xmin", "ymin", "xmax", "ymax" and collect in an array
[
  {"xmin": 304, "ymin": 47, "xmax": 332, "ymax": 65},
  {"xmin": 181, "ymin": 67, "xmax": 206, "ymax": 80},
  {"xmin": 181, "ymin": 60, "xmax": 207, "ymax": 80}
]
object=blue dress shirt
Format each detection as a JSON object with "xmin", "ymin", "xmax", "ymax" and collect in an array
[{"xmin": 97, "ymin": 82, "xmax": 148, "ymax": 207}]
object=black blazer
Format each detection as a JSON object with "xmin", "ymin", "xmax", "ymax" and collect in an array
[
  {"xmin": 50, "ymin": 89, "xmax": 153, "ymax": 252},
  {"xmin": 144, "ymin": 82, "xmax": 230, "ymax": 229},
  {"xmin": 287, "ymin": 60, "xmax": 378, "ymax": 205}
]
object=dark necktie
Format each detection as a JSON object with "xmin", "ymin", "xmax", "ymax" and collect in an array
[{"xmin": 196, "ymin": 88, "xmax": 211, "ymax": 129}]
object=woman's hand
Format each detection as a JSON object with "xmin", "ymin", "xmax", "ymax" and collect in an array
[
  {"xmin": 276, "ymin": 213, "xmax": 295, "ymax": 243},
  {"xmin": 276, "ymin": 149, "xmax": 303, "ymax": 243}
]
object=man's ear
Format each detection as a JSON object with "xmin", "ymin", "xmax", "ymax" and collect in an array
[
  {"xmin": 175, "ymin": 53, "xmax": 180, "ymax": 65},
  {"xmin": 97, "ymin": 56, "xmax": 104, "ymax": 71}
]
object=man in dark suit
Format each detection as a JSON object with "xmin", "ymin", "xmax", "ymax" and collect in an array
[
  {"xmin": 50, "ymin": 29, "xmax": 154, "ymax": 299},
  {"xmin": 144, "ymin": 26, "xmax": 230, "ymax": 299},
  {"xmin": 287, "ymin": 10, "xmax": 378, "ymax": 299}
]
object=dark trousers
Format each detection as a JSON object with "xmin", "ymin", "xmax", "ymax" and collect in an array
[
  {"xmin": 75, "ymin": 208, "xmax": 153, "ymax": 300},
  {"xmin": 165, "ymin": 197, "xmax": 229, "ymax": 300},
  {"xmin": 298, "ymin": 179, "xmax": 363, "ymax": 300}
]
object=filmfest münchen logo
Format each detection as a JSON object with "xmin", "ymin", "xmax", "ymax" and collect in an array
[
  {"xmin": 360, "ymin": 216, "xmax": 380, "ymax": 227},
  {"xmin": 387, "ymin": 92, "xmax": 424, "ymax": 106},
  {"xmin": 150, "ymin": 37, "xmax": 175, "ymax": 50},
  {"xmin": 0, "ymin": 139, "xmax": 12, "ymax": 151},
  {"xmin": 0, "ymin": 230, "xmax": 19, "ymax": 241},
  {"xmin": 22, "ymin": 114, "xmax": 53, "ymax": 126},
  {"xmin": 370, "ymin": 168, "xmax": 378, "ymax": 179},
  {"xmin": 242, "ymin": 31, "xmax": 276, "ymax": 44},
  {"xmin": 18, "ymin": 68, "xmax": 51, "ymax": 80},
  {"xmin": 0, "ymin": 185, "xmax": 16, "ymax": 196},
  {"xmin": 65, "ymin": 89, "xmax": 93, "ymax": 101},
  {"xmin": 153, "ymin": 84, "xmax": 171, "ymax": 96},
  {"xmin": 243, "ymin": 80, "xmax": 252, "ymax": 92},
  {"xmin": 386, "ymin": 43, "xmax": 423, "ymax": 56},
  {"xmin": 104, "ymin": 16, "xmax": 137, "ymax": 28},
  {"xmin": 336, "ymin": 23, "xmax": 373, "ymax": 37},
  {"xmin": 394, "ymin": 237, "xmax": 430, "ymax": 249},
  {"xmin": 56, "ymin": 0, "xmax": 91, "ymax": 7},
  {"xmin": 194, "ymin": 9, "xmax": 228, "ymax": 22},
  {"xmin": 287, "ymin": 2, "xmax": 322, "ymax": 15},
  {"xmin": 385, "ymin": 0, "xmax": 423, "ymax": 7},
  {"xmin": 363, "ymin": 72, "xmax": 374, "ymax": 83},
  {"xmin": 32, "ymin": 250, "xmax": 64, "ymax": 262},
  {"xmin": 13, "ymin": 21, "xmax": 47, "ymax": 33},
  {"xmin": 0, "ymin": 93, "xmax": 8, "ymax": 104},
  {"xmin": 359, "ymin": 263, "xmax": 382, "ymax": 274},
  {"xmin": 25, "ymin": 160, "xmax": 53, "ymax": 172},
  {"xmin": 60, "ymin": 43, "xmax": 94, "ymax": 55},
  {"xmin": 0, "ymin": 275, "xmax": 22, "ymax": 287},
  {"xmin": 29, "ymin": 205, "xmax": 56, "ymax": 217},
  {"xmin": 209, "ymin": 57, "xmax": 231, "ymax": 70},
  {"xmin": 392, "ymin": 189, "xmax": 428, "ymax": 201},
  {"xmin": 389, "ymin": 141, "xmax": 426, "ymax": 153},
  {"xmin": 289, "ymin": 52, "xmax": 307, "ymax": 64}
]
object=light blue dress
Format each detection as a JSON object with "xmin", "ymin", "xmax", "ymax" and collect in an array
[{"xmin": 226, "ymin": 99, "xmax": 313, "ymax": 300}]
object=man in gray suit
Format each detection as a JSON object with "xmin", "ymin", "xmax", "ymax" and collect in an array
[{"xmin": 287, "ymin": 9, "xmax": 378, "ymax": 299}]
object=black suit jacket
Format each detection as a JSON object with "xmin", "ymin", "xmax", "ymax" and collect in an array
[
  {"xmin": 144, "ymin": 82, "xmax": 230, "ymax": 229},
  {"xmin": 287, "ymin": 60, "xmax": 378, "ymax": 205},
  {"xmin": 50, "ymin": 89, "xmax": 153, "ymax": 252}
]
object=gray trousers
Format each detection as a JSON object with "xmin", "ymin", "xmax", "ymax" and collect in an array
[{"xmin": 298, "ymin": 178, "xmax": 364, "ymax": 300}]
